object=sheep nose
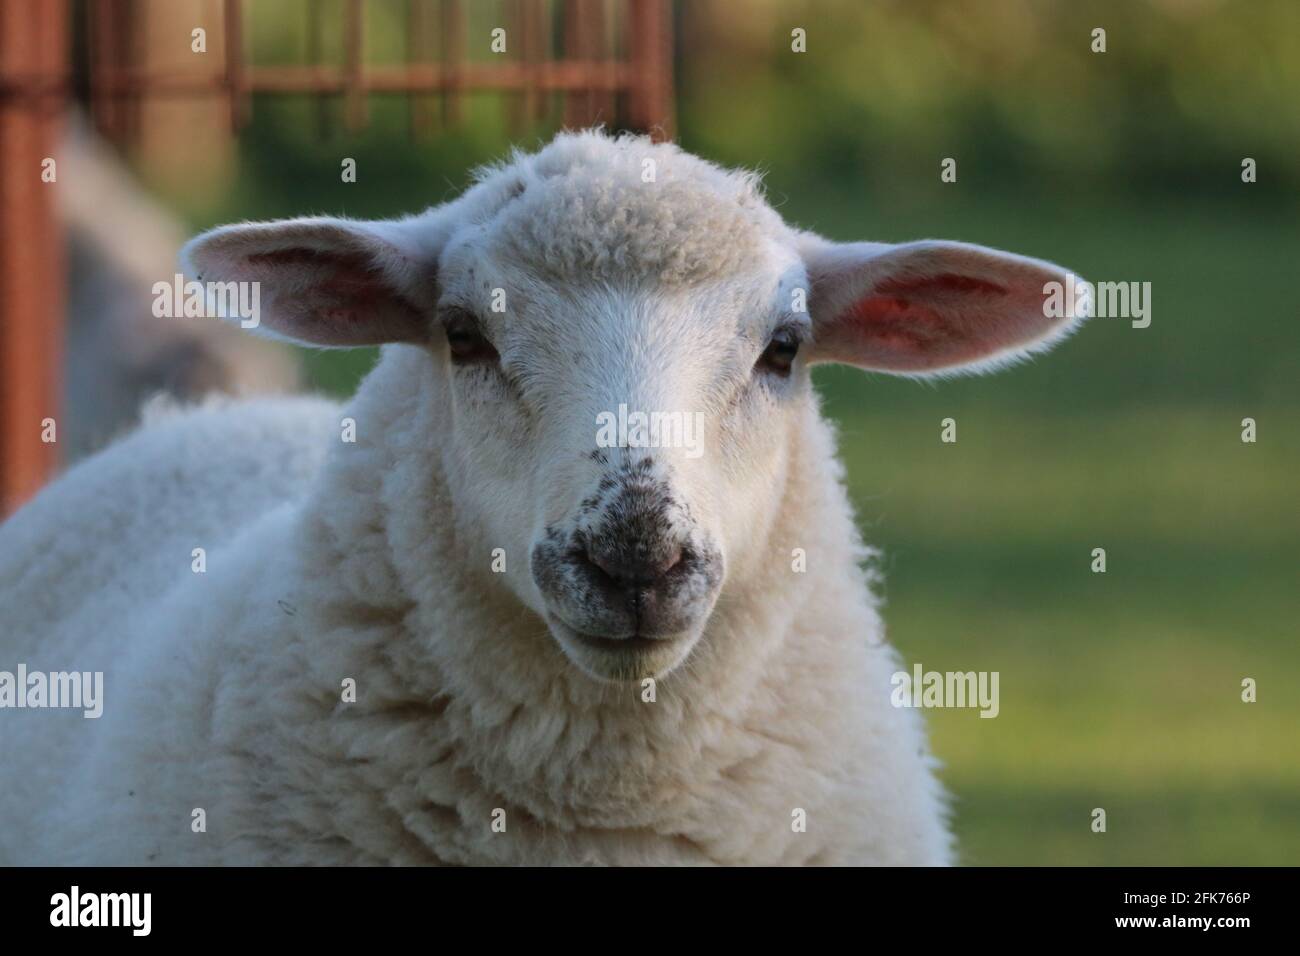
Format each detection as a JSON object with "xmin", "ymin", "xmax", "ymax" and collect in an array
[{"xmin": 584, "ymin": 539, "xmax": 683, "ymax": 589}]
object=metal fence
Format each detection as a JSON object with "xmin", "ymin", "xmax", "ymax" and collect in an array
[{"xmin": 0, "ymin": 0, "xmax": 675, "ymax": 514}]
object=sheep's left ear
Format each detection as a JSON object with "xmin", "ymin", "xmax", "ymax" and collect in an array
[
  {"xmin": 180, "ymin": 214, "xmax": 444, "ymax": 347},
  {"xmin": 799, "ymin": 236, "xmax": 1089, "ymax": 374}
]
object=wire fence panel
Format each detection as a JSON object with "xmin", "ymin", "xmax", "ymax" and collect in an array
[{"xmin": 0, "ymin": 0, "xmax": 674, "ymax": 513}]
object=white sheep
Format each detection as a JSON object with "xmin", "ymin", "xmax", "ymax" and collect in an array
[{"xmin": 0, "ymin": 131, "xmax": 1087, "ymax": 865}]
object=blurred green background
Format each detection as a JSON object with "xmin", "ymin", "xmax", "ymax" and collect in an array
[{"xmin": 135, "ymin": 0, "xmax": 1298, "ymax": 864}]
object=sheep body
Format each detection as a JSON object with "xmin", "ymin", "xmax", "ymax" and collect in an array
[
  {"xmin": 0, "ymin": 355, "xmax": 948, "ymax": 865},
  {"xmin": 0, "ymin": 398, "xmax": 336, "ymax": 862}
]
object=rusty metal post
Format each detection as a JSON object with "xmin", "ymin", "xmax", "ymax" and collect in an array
[
  {"xmin": 507, "ymin": 0, "xmax": 545, "ymax": 131},
  {"xmin": 562, "ymin": 0, "xmax": 612, "ymax": 130},
  {"xmin": 306, "ymin": 0, "xmax": 333, "ymax": 139},
  {"xmin": 88, "ymin": 0, "xmax": 117, "ymax": 140},
  {"xmin": 440, "ymin": 0, "xmax": 465, "ymax": 125},
  {"xmin": 89, "ymin": 0, "xmax": 137, "ymax": 144},
  {"xmin": 505, "ymin": 0, "xmax": 524, "ymax": 133},
  {"xmin": 589, "ymin": 0, "xmax": 613, "ymax": 126},
  {"xmin": 625, "ymin": 0, "xmax": 671, "ymax": 139},
  {"xmin": 408, "ymin": 0, "xmax": 434, "ymax": 137},
  {"xmin": 0, "ymin": 0, "xmax": 68, "ymax": 514},
  {"xmin": 343, "ymin": 0, "xmax": 366, "ymax": 131},
  {"xmin": 524, "ymin": 0, "xmax": 549, "ymax": 123},
  {"xmin": 224, "ymin": 0, "xmax": 246, "ymax": 132},
  {"xmin": 562, "ymin": 0, "xmax": 590, "ymax": 129}
]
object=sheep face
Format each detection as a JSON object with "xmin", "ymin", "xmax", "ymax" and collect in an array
[
  {"xmin": 430, "ymin": 235, "xmax": 810, "ymax": 683},
  {"xmin": 182, "ymin": 131, "xmax": 1088, "ymax": 686}
]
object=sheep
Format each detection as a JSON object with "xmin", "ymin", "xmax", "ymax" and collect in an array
[{"xmin": 0, "ymin": 130, "xmax": 1087, "ymax": 865}]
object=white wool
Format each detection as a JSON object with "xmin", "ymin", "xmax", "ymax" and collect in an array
[
  {"xmin": 476, "ymin": 131, "xmax": 781, "ymax": 284},
  {"xmin": 0, "ymin": 375, "xmax": 948, "ymax": 865},
  {"xmin": 0, "ymin": 131, "xmax": 1047, "ymax": 866}
]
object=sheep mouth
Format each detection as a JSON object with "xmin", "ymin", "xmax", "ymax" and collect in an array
[
  {"xmin": 568, "ymin": 631, "xmax": 673, "ymax": 654},
  {"xmin": 544, "ymin": 614, "xmax": 698, "ymax": 682}
]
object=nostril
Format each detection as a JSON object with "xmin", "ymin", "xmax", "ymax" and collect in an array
[
  {"xmin": 585, "ymin": 541, "xmax": 683, "ymax": 587},
  {"xmin": 644, "ymin": 545, "xmax": 682, "ymax": 580}
]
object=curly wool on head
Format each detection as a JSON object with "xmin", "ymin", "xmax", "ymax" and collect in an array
[{"xmin": 467, "ymin": 131, "xmax": 783, "ymax": 285}]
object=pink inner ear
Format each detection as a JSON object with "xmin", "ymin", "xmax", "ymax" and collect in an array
[
  {"xmin": 844, "ymin": 272, "xmax": 1011, "ymax": 369},
  {"xmin": 247, "ymin": 248, "xmax": 390, "ymax": 309},
  {"xmin": 848, "ymin": 295, "xmax": 991, "ymax": 368},
  {"xmin": 874, "ymin": 273, "xmax": 1008, "ymax": 298},
  {"xmin": 243, "ymin": 247, "xmax": 423, "ymax": 344}
]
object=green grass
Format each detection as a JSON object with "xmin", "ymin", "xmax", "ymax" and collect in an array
[
  {"xmin": 834, "ymin": 406, "xmax": 1299, "ymax": 864},
  {"xmin": 954, "ymin": 784, "xmax": 1300, "ymax": 866}
]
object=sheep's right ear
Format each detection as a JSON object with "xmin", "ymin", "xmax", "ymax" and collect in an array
[
  {"xmin": 180, "ymin": 215, "xmax": 442, "ymax": 347},
  {"xmin": 797, "ymin": 234, "xmax": 1088, "ymax": 375}
]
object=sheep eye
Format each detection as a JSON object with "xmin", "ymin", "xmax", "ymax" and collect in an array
[
  {"xmin": 757, "ymin": 328, "xmax": 800, "ymax": 376},
  {"xmin": 443, "ymin": 312, "xmax": 499, "ymax": 365}
]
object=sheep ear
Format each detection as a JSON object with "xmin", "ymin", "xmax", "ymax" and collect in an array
[
  {"xmin": 180, "ymin": 215, "xmax": 440, "ymax": 347},
  {"xmin": 799, "ymin": 237, "xmax": 1089, "ymax": 375}
]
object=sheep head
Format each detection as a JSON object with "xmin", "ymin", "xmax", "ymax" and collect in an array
[{"xmin": 183, "ymin": 131, "xmax": 1088, "ymax": 684}]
